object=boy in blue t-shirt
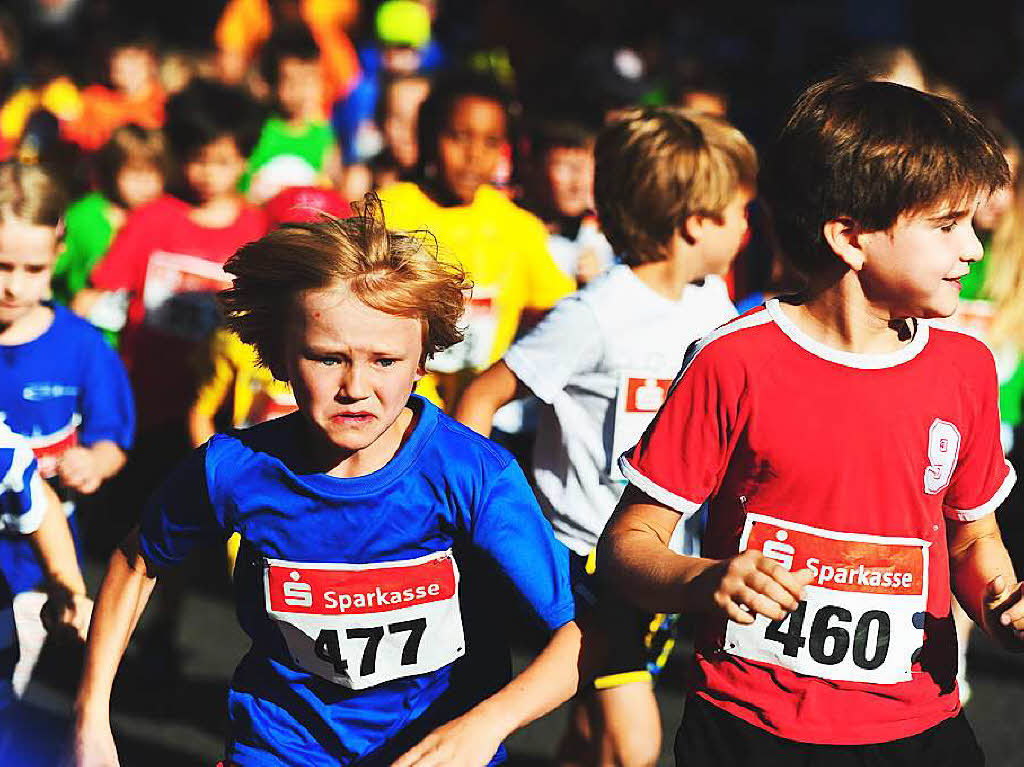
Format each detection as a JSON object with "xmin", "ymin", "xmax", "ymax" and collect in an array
[
  {"xmin": 0, "ymin": 162, "xmax": 134, "ymax": 695},
  {"xmin": 71, "ymin": 194, "xmax": 582, "ymax": 767}
]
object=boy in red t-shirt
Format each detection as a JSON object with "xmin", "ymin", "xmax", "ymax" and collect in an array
[
  {"xmin": 598, "ymin": 77, "xmax": 1022, "ymax": 766},
  {"xmin": 72, "ymin": 80, "xmax": 267, "ymax": 669}
]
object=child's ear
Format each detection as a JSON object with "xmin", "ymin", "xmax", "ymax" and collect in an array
[
  {"xmin": 822, "ymin": 217, "xmax": 866, "ymax": 271},
  {"xmin": 679, "ymin": 215, "xmax": 702, "ymax": 245}
]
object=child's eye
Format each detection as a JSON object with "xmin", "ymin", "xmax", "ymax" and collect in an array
[
  {"xmin": 940, "ymin": 221, "xmax": 957, "ymax": 233},
  {"xmin": 377, "ymin": 359, "xmax": 396, "ymax": 368}
]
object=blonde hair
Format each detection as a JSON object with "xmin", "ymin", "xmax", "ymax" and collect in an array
[
  {"xmin": 594, "ymin": 106, "xmax": 757, "ymax": 265},
  {"xmin": 983, "ymin": 163, "xmax": 1024, "ymax": 350},
  {"xmin": 220, "ymin": 192, "xmax": 470, "ymax": 376},
  {"xmin": 0, "ymin": 161, "xmax": 67, "ymax": 229}
]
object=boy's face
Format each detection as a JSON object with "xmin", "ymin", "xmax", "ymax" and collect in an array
[
  {"xmin": 117, "ymin": 161, "xmax": 163, "ymax": 210},
  {"xmin": 110, "ymin": 46, "xmax": 157, "ymax": 96},
  {"xmin": 383, "ymin": 78, "xmax": 430, "ymax": 170},
  {"xmin": 544, "ymin": 146, "xmax": 594, "ymax": 218},
  {"xmin": 285, "ymin": 283, "xmax": 424, "ymax": 462},
  {"xmin": 0, "ymin": 218, "xmax": 58, "ymax": 328},
  {"xmin": 277, "ymin": 56, "xmax": 323, "ymax": 121},
  {"xmin": 856, "ymin": 196, "xmax": 983, "ymax": 319},
  {"xmin": 185, "ymin": 136, "xmax": 245, "ymax": 204},
  {"xmin": 438, "ymin": 95, "xmax": 506, "ymax": 205},
  {"xmin": 692, "ymin": 188, "xmax": 753, "ymax": 277}
]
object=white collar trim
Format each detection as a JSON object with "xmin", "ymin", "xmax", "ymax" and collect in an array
[{"xmin": 765, "ymin": 298, "xmax": 929, "ymax": 369}]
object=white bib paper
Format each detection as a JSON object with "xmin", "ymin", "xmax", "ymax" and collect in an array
[
  {"xmin": 610, "ymin": 372, "xmax": 674, "ymax": 479},
  {"xmin": 428, "ymin": 288, "xmax": 499, "ymax": 374},
  {"xmin": 724, "ymin": 513, "xmax": 929, "ymax": 685},
  {"xmin": 142, "ymin": 251, "xmax": 232, "ymax": 340},
  {"xmin": 264, "ymin": 549, "xmax": 465, "ymax": 690}
]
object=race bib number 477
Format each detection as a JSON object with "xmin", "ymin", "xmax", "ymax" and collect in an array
[
  {"xmin": 264, "ymin": 550, "xmax": 465, "ymax": 689},
  {"xmin": 724, "ymin": 514, "xmax": 930, "ymax": 684}
]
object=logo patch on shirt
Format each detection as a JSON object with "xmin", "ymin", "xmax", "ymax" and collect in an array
[
  {"xmin": 22, "ymin": 384, "xmax": 79, "ymax": 401},
  {"xmin": 924, "ymin": 418, "xmax": 960, "ymax": 495}
]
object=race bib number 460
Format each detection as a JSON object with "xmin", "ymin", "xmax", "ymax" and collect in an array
[
  {"xmin": 264, "ymin": 550, "xmax": 465, "ymax": 689},
  {"xmin": 724, "ymin": 514, "xmax": 929, "ymax": 685}
]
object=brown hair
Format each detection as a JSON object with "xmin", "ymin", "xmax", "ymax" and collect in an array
[
  {"xmin": 95, "ymin": 124, "xmax": 168, "ymax": 206},
  {"xmin": 220, "ymin": 192, "xmax": 470, "ymax": 377},
  {"xmin": 593, "ymin": 106, "xmax": 757, "ymax": 265},
  {"xmin": 0, "ymin": 161, "xmax": 67, "ymax": 230},
  {"xmin": 764, "ymin": 77, "xmax": 1009, "ymax": 277}
]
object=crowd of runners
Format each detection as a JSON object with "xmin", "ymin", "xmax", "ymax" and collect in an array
[{"xmin": 1, "ymin": 1, "xmax": 1024, "ymax": 766}]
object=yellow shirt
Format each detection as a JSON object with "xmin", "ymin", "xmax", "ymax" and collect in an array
[
  {"xmin": 194, "ymin": 330, "xmax": 296, "ymax": 428},
  {"xmin": 380, "ymin": 183, "xmax": 575, "ymax": 408}
]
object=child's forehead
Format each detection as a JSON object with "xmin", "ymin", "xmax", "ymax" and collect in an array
[
  {"xmin": 902, "ymin": 190, "xmax": 986, "ymax": 222},
  {"xmin": 0, "ymin": 217, "xmax": 58, "ymax": 259}
]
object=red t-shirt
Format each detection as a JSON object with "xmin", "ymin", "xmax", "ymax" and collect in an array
[
  {"xmin": 620, "ymin": 299, "xmax": 1015, "ymax": 745},
  {"xmin": 91, "ymin": 195, "xmax": 268, "ymax": 428}
]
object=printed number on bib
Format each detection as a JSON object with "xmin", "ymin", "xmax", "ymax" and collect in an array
[
  {"xmin": 609, "ymin": 372, "xmax": 673, "ymax": 479},
  {"xmin": 264, "ymin": 549, "xmax": 465, "ymax": 689},
  {"xmin": 142, "ymin": 251, "xmax": 232, "ymax": 341},
  {"xmin": 724, "ymin": 514, "xmax": 929, "ymax": 684}
]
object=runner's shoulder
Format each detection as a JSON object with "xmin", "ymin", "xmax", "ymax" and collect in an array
[{"xmin": 429, "ymin": 408, "xmax": 518, "ymax": 478}]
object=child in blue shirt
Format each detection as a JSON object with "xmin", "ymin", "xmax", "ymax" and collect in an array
[
  {"xmin": 0, "ymin": 161, "xmax": 134, "ymax": 695},
  {"xmin": 71, "ymin": 194, "xmax": 582, "ymax": 767}
]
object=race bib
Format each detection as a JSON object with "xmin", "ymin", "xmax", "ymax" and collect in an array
[
  {"xmin": 427, "ymin": 289, "xmax": 498, "ymax": 374},
  {"xmin": 142, "ymin": 251, "xmax": 232, "ymax": 341},
  {"xmin": 724, "ymin": 514, "xmax": 929, "ymax": 684},
  {"xmin": 264, "ymin": 549, "xmax": 465, "ymax": 689},
  {"xmin": 609, "ymin": 373, "xmax": 673, "ymax": 479}
]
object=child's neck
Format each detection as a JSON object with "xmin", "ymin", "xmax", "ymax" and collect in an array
[
  {"xmin": 781, "ymin": 272, "xmax": 914, "ymax": 355},
  {"xmin": 0, "ymin": 304, "xmax": 55, "ymax": 346},
  {"xmin": 631, "ymin": 257, "xmax": 702, "ymax": 301},
  {"xmin": 189, "ymin": 194, "xmax": 242, "ymax": 228}
]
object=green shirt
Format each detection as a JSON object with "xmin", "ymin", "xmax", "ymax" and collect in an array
[
  {"xmin": 240, "ymin": 117, "xmax": 334, "ymax": 193},
  {"xmin": 52, "ymin": 192, "xmax": 119, "ymax": 345}
]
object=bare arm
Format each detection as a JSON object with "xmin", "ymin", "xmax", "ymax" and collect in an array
[
  {"xmin": 29, "ymin": 481, "xmax": 87, "ymax": 597},
  {"xmin": 187, "ymin": 406, "xmax": 217, "ymax": 448},
  {"xmin": 597, "ymin": 485, "xmax": 812, "ymax": 622},
  {"xmin": 948, "ymin": 513, "xmax": 1024, "ymax": 650},
  {"xmin": 454, "ymin": 361, "xmax": 528, "ymax": 438},
  {"xmin": 29, "ymin": 481, "xmax": 91, "ymax": 639},
  {"xmin": 393, "ymin": 620, "xmax": 583, "ymax": 767},
  {"xmin": 71, "ymin": 530, "xmax": 159, "ymax": 766}
]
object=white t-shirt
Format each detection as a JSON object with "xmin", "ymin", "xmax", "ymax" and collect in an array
[{"xmin": 504, "ymin": 264, "xmax": 737, "ymax": 554}]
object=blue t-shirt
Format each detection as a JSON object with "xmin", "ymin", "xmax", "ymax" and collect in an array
[
  {"xmin": 139, "ymin": 396, "xmax": 574, "ymax": 767},
  {"xmin": 0, "ymin": 304, "xmax": 135, "ymax": 593},
  {"xmin": 0, "ymin": 424, "xmax": 46, "ymax": 708}
]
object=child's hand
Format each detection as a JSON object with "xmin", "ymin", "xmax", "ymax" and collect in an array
[
  {"xmin": 42, "ymin": 587, "xmax": 93, "ymax": 642},
  {"xmin": 984, "ymin": 575, "xmax": 1024, "ymax": 650},
  {"xmin": 391, "ymin": 708, "xmax": 505, "ymax": 767},
  {"xmin": 703, "ymin": 550, "xmax": 814, "ymax": 624},
  {"xmin": 58, "ymin": 447, "xmax": 104, "ymax": 494}
]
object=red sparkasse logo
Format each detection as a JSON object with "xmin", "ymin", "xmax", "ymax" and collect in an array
[
  {"xmin": 624, "ymin": 377, "xmax": 673, "ymax": 413},
  {"xmin": 267, "ymin": 557, "xmax": 457, "ymax": 615},
  {"xmin": 749, "ymin": 520, "xmax": 924, "ymax": 596}
]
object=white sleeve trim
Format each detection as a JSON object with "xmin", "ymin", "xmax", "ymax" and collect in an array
[
  {"xmin": 945, "ymin": 461, "xmax": 1016, "ymax": 522},
  {"xmin": 618, "ymin": 455, "xmax": 704, "ymax": 520}
]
